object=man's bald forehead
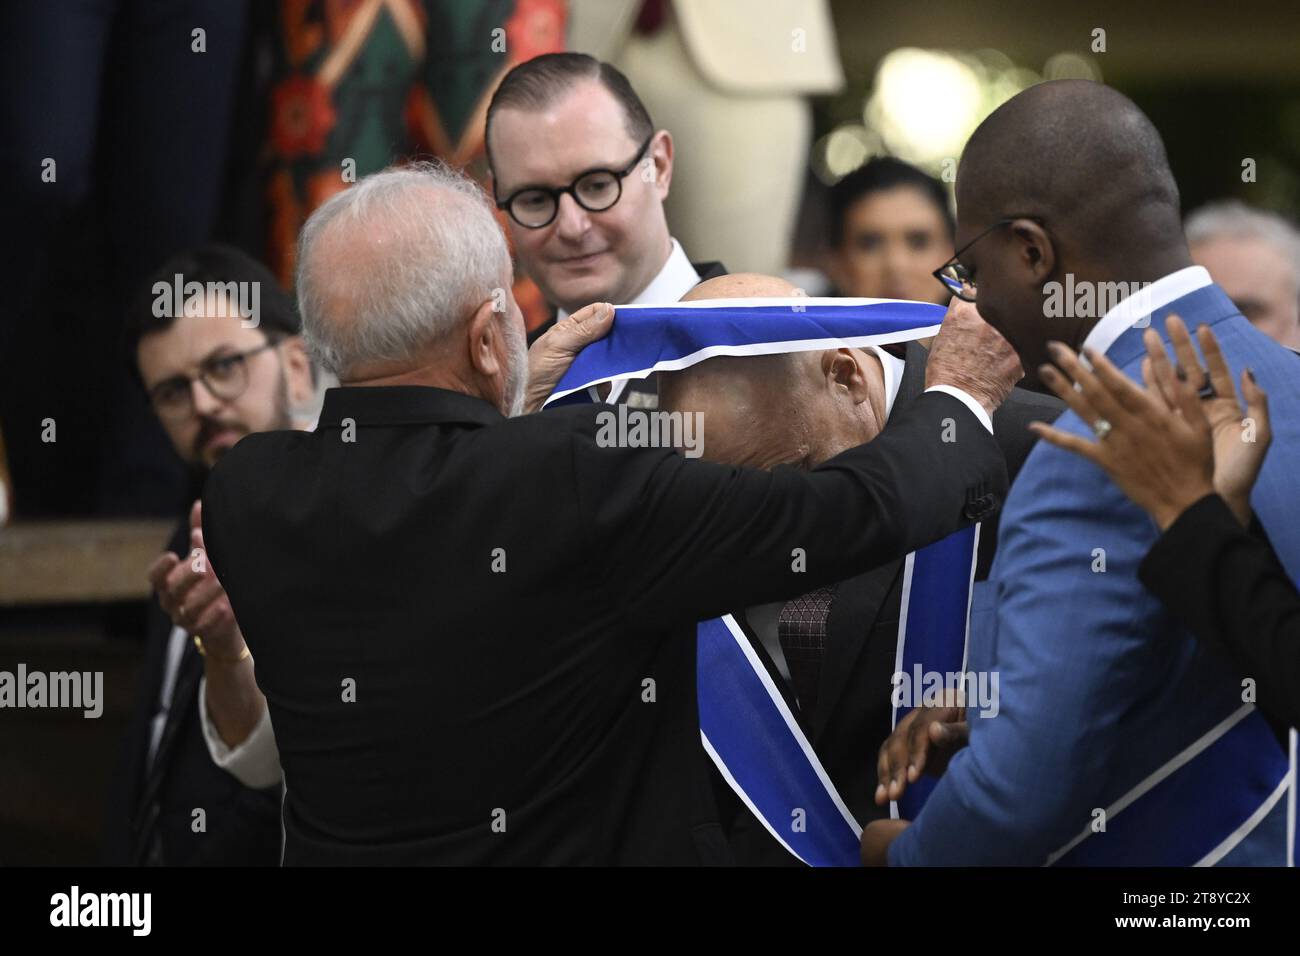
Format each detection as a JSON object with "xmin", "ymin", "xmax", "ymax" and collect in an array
[
  {"xmin": 681, "ymin": 272, "xmax": 804, "ymax": 302},
  {"xmin": 658, "ymin": 273, "xmax": 806, "ymax": 404}
]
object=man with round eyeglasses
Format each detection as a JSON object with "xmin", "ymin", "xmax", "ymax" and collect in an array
[{"xmin": 485, "ymin": 52, "xmax": 725, "ymax": 408}]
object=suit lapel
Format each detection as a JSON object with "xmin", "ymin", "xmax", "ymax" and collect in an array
[
  {"xmin": 126, "ymin": 521, "xmax": 191, "ymax": 807},
  {"xmin": 150, "ymin": 640, "xmax": 202, "ymax": 775},
  {"xmin": 728, "ymin": 607, "xmax": 808, "ymax": 734}
]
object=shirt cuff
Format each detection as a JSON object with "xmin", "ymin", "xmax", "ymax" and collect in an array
[
  {"xmin": 198, "ymin": 676, "xmax": 283, "ymax": 789},
  {"xmin": 923, "ymin": 385, "xmax": 994, "ymax": 434}
]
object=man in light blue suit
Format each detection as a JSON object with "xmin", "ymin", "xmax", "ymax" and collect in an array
[{"xmin": 867, "ymin": 80, "xmax": 1298, "ymax": 866}]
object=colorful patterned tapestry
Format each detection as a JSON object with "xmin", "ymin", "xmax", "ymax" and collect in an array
[{"xmin": 266, "ymin": 0, "xmax": 565, "ymax": 327}]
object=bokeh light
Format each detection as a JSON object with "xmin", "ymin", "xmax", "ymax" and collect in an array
[{"xmin": 816, "ymin": 47, "xmax": 1104, "ymax": 185}]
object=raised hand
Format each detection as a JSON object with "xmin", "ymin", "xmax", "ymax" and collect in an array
[
  {"xmin": 1142, "ymin": 316, "xmax": 1271, "ymax": 525},
  {"xmin": 925, "ymin": 298, "xmax": 1024, "ymax": 419},
  {"xmin": 1029, "ymin": 317, "xmax": 1270, "ymax": 529},
  {"xmin": 523, "ymin": 302, "xmax": 616, "ymax": 413},
  {"xmin": 146, "ymin": 500, "xmax": 245, "ymax": 658}
]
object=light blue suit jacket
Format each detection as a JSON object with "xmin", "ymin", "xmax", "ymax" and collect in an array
[{"xmin": 891, "ymin": 282, "xmax": 1299, "ymax": 866}]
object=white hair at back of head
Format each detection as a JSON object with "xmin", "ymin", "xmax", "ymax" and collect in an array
[
  {"xmin": 1186, "ymin": 199, "xmax": 1300, "ymax": 292},
  {"xmin": 296, "ymin": 161, "xmax": 513, "ymax": 378}
]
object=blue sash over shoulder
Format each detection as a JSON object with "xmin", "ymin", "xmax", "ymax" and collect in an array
[
  {"xmin": 545, "ymin": 297, "xmax": 980, "ymax": 866},
  {"xmin": 542, "ymin": 297, "xmax": 943, "ymax": 408}
]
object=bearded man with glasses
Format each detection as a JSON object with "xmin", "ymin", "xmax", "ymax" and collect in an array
[{"xmin": 104, "ymin": 244, "xmax": 314, "ymax": 867}]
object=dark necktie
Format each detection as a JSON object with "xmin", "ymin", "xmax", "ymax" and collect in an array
[{"xmin": 778, "ymin": 586, "xmax": 835, "ymax": 720}]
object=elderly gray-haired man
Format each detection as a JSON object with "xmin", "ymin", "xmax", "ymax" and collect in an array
[
  {"xmin": 199, "ymin": 160, "xmax": 1019, "ymax": 865},
  {"xmin": 1188, "ymin": 199, "xmax": 1300, "ymax": 351}
]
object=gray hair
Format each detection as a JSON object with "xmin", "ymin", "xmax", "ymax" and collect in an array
[
  {"xmin": 296, "ymin": 161, "xmax": 513, "ymax": 378},
  {"xmin": 1186, "ymin": 200, "xmax": 1300, "ymax": 292}
]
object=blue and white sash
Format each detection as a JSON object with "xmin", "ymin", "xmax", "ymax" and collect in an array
[
  {"xmin": 1044, "ymin": 542, "xmax": 1300, "ymax": 869},
  {"xmin": 1047, "ymin": 704, "xmax": 1294, "ymax": 866},
  {"xmin": 697, "ymin": 524, "xmax": 979, "ymax": 866},
  {"xmin": 542, "ymin": 297, "xmax": 944, "ymax": 408},
  {"xmin": 697, "ymin": 615, "xmax": 861, "ymax": 866},
  {"xmin": 890, "ymin": 523, "xmax": 981, "ymax": 822},
  {"xmin": 546, "ymin": 297, "xmax": 980, "ymax": 865}
]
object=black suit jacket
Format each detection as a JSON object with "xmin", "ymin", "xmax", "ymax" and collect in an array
[
  {"xmin": 724, "ymin": 342, "xmax": 1063, "ymax": 863},
  {"xmin": 1140, "ymin": 493, "xmax": 1300, "ymax": 733},
  {"xmin": 202, "ymin": 382, "xmax": 1007, "ymax": 865},
  {"xmin": 103, "ymin": 521, "xmax": 282, "ymax": 866}
]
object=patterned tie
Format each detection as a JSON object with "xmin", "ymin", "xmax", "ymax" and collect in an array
[{"xmin": 778, "ymin": 586, "xmax": 835, "ymax": 721}]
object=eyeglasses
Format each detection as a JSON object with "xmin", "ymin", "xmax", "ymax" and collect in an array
[
  {"xmin": 147, "ymin": 341, "xmax": 278, "ymax": 421},
  {"xmin": 495, "ymin": 135, "xmax": 654, "ymax": 229},
  {"xmin": 932, "ymin": 216, "xmax": 1041, "ymax": 303}
]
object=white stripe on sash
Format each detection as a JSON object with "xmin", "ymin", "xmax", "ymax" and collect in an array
[
  {"xmin": 1045, "ymin": 703, "xmax": 1256, "ymax": 865},
  {"xmin": 1289, "ymin": 728, "xmax": 1297, "ymax": 868},
  {"xmin": 706, "ymin": 614, "xmax": 862, "ymax": 842},
  {"xmin": 1195, "ymin": 775, "xmax": 1290, "ymax": 867}
]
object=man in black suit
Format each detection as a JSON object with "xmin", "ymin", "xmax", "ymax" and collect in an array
[
  {"xmin": 657, "ymin": 273, "xmax": 1062, "ymax": 864},
  {"xmin": 486, "ymin": 53, "xmax": 724, "ymax": 408},
  {"xmin": 104, "ymin": 245, "xmax": 316, "ymax": 865},
  {"xmin": 200, "ymin": 160, "xmax": 1022, "ymax": 865}
]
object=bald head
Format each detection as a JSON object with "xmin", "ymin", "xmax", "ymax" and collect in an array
[
  {"xmin": 667, "ymin": 273, "xmax": 809, "ymax": 463},
  {"xmin": 681, "ymin": 272, "xmax": 803, "ymax": 302},
  {"xmin": 952, "ymin": 80, "xmax": 1192, "ymax": 387},
  {"xmin": 958, "ymin": 80, "xmax": 1180, "ymax": 248},
  {"xmin": 659, "ymin": 274, "xmax": 888, "ymax": 470}
]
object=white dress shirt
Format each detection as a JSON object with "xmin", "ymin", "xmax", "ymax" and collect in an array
[
  {"xmin": 555, "ymin": 236, "xmax": 702, "ymax": 322},
  {"xmin": 149, "ymin": 621, "xmax": 282, "ymax": 789},
  {"xmin": 1082, "ymin": 265, "xmax": 1212, "ymax": 357},
  {"xmin": 198, "ymin": 676, "xmax": 282, "ymax": 789}
]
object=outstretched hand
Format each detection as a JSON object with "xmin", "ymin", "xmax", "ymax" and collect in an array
[
  {"xmin": 1029, "ymin": 316, "xmax": 1270, "ymax": 529},
  {"xmin": 925, "ymin": 298, "xmax": 1024, "ymax": 418},
  {"xmin": 523, "ymin": 302, "xmax": 616, "ymax": 413}
]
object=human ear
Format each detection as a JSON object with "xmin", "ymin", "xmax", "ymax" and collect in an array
[
  {"xmin": 1012, "ymin": 219, "xmax": 1055, "ymax": 285},
  {"xmin": 278, "ymin": 335, "xmax": 315, "ymax": 405},
  {"xmin": 650, "ymin": 130, "xmax": 673, "ymax": 198},
  {"xmin": 822, "ymin": 348, "xmax": 871, "ymax": 404},
  {"xmin": 466, "ymin": 298, "xmax": 504, "ymax": 380}
]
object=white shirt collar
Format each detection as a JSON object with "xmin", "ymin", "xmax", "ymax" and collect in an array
[
  {"xmin": 864, "ymin": 345, "xmax": 905, "ymax": 421},
  {"xmin": 1081, "ymin": 265, "xmax": 1213, "ymax": 357},
  {"xmin": 556, "ymin": 238, "xmax": 700, "ymax": 321}
]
